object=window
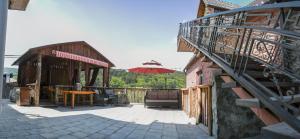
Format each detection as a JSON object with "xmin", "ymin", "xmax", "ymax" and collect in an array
[
  {"xmin": 197, "ymin": 70, "xmax": 204, "ymax": 85},
  {"xmin": 199, "ymin": 73, "xmax": 204, "ymax": 85}
]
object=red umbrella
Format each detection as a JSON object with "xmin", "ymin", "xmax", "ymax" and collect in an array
[{"xmin": 128, "ymin": 60, "xmax": 176, "ymax": 88}]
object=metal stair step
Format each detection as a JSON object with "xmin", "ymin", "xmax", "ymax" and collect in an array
[
  {"xmin": 236, "ymin": 94, "xmax": 300, "ymax": 108},
  {"xmin": 261, "ymin": 81, "xmax": 299, "ymax": 88},
  {"xmin": 262, "ymin": 122, "xmax": 300, "ymax": 139},
  {"xmin": 242, "ymin": 135, "xmax": 265, "ymax": 139}
]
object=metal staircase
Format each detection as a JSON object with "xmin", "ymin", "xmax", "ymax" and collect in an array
[{"xmin": 177, "ymin": 2, "xmax": 300, "ymax": 132}]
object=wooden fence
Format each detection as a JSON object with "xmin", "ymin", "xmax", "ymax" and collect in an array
[
  {"xmin": 53, "ymin": 86, "xmax": 180, "ymax": 104},
  {"xmin": 102, "ymin": 88, "xmax": 147, "ymax": 103},
  {"xmin": 101, "ymin": 87, "xmax": 180, "ymax": 104},
  {"xmin": 181, "ymin": 85, "xmax": 212, "ymax": 135}
]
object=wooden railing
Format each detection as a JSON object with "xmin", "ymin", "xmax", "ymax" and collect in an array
[
  {"xmin": 181, "ymin": 85, "xmax": 212, "ymax": 135},
  {"xmin": 178, "ymin": 1, "xmax": 300, "ymax": 131},
  {"xmin": 53, "ymin": 85, "xmax": 180, "ymax": 104}
]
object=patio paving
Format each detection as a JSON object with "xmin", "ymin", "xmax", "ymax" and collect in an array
[{"xmin": 0, "ymin": 100, "xmax": 213, "ymax": 139}]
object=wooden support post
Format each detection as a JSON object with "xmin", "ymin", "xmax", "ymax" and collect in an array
[
  {"xmin": 17, "ymin": 64, "xmax": 21, "ymax": 85},
  {"xmin": 189, "ymin": 87, "xmax": 192, "ymax": 117},
  {"xmin": 103, "ymin": 67, "xmax": 110, "ymax": 87},
  {"xmin": 76, "ymin": 62, "xmax": 81, "ymax": 103},
  {"xmin": 77, "ymin": 62, "xmax": 82, "ymax": 83},
  {"xmin": 85, "ymin": 65, "xmax": 90, "ymax": 86},
  {"xmin": 64, "ymin": 92, "xmax": 67, "ymax": 106},
  {"xmin": 35, "ymin": 54, "xmax": 42, "ymax": 106},
  {"xmin": 90, "ymin": 94, "xmax": 93, "ymax": 106},
  {"xmin": 200, "ymin": 87, "xmax": 202, "ymax": 121},
  {"xmin": 71, "ymin": 93, "xmax": 75, "ymax": 109},
  {"xmin": 207, "ymin": 86, "xmax": 212, "ymax": 136},
  {"xmin": 55, "ymin": 86, "xmax": 59, "ymax": 104},
  {"xmin": 196, "ymin": 87, "xmax": 200, "ymax": 124}
]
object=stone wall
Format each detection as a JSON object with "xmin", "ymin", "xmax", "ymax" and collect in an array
[{"xmin": 211, "ymin": 76, "xmax": 264, "ymax": 139}]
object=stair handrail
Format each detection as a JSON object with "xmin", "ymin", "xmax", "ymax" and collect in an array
[{"xmin": 178, "ymin": 1, "xmax": 300, "ymax": 132}]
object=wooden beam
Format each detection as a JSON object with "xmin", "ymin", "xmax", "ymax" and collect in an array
[
  {"xmin": 220, "ymin": 76, "xmax": 280, "ymax": 125},
  {"xmin": 195, "ymin": 52, "xmax": 203, "ymax": 58},
  {"xmin": 177, "ymin": 37, "xmax": 193, "ymax": 52},
  {"xmin": 207, "ymin": 62, "xmax": 220, "ymax": 68},
  {"xmin": 89, "ymin": 68, "xmax": 99, "ymax": 86},
  {"xmin": 200, "ymin": 56, "xmax": 210, "ymax": 62},
  {"xmin": 34, "ymin": 54, "xmax": 42, "ymax": 106}
]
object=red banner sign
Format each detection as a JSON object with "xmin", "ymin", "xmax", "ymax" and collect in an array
[{"xmin": 52, "ymin": 50, "xmax": 109, "ymax": 67}]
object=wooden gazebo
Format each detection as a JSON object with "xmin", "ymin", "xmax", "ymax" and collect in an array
[{"xmin": 13, "ymin": 41, "xmax": 114, "ymax": 106}]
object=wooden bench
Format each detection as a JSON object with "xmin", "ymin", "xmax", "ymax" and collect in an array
[{"xmin": 144, "ymin": 90, "xmax": 179, "ymax": 108}]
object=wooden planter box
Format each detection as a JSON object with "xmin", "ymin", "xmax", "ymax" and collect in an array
[{"xmin": 16, "ymin": 87, "xmax": 32, "ymax": 106}]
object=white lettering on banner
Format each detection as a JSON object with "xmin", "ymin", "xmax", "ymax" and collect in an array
[{"xmin": 51, "ymin": 50, "xmax": 108, "ymax": 67}]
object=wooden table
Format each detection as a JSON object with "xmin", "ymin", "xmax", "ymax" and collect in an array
[{"xmin": 63, "ymin": 91, "xmax": 96, "ymax": 109}]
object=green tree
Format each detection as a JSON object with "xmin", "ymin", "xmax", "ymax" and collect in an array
[
  {"xmin": 107, "ymin": 69, "xmax": 186, "ymax": 89},
  {"xmin": 110, "ymin": 77, "xmax": 125, "ymax": 88}
]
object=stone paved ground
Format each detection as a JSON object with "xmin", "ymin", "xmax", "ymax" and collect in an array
[{"xmin": 0, "ymin": 100, "xmax": 213, "ymax": 139}]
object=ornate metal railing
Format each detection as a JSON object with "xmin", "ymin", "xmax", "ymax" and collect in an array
[{"xmin": 178, "ymin": 2, "xmax": 300, "ymax": 131}]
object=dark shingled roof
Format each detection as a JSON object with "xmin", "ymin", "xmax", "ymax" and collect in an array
[
  {"xmin": 203, "ymin": 0, "xmax": 240, "ymax": 10},
  {"xmin": 12, "ymin": 41, "xmax": 115, "ymax": 67}
]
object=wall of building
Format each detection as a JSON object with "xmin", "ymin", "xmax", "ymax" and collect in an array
[
  {"xmin": 185, "ymin": 58, "xmax": 221, "ymax": 88},
  {"xmin": 211, "ymin": 76, "xmax": 264, "ymax": 139},
  {"xmin": 184, "ymin": 56, "xmax": 264, "ymax": 138}
]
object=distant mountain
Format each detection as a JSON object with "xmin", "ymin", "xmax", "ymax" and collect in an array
[{"xmin": 4, "ymin": 67, "xmax": 18, "ymax": 75}]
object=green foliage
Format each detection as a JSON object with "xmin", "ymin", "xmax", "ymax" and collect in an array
[
  {"xmin": 109, "ymin": 69, "xmax": 186, "ymax": 89},
  {"xmin": 110, "ymin": 76, "xmax": 126, "ymax": 88},
  {"xmin": 4, "ymin": 67, "xmax": 185, "ymax": 89}
]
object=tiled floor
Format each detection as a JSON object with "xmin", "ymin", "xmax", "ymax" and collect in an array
[{"xmin": 0, "ymin": 100, "xmax": 213, "ymax": 139}]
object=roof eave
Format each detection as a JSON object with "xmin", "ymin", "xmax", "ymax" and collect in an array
[
  {"xmin": 9, "ymin": 0, "xmax": 30, "ymax": 11},
  {"xmin": 183, "ymin": 54, "xmax": 198, "ymax": 71}
]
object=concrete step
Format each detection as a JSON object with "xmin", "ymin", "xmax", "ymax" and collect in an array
[{"xmin": 261, "ymin": 122, "xmax": 300, "ymax": 139}]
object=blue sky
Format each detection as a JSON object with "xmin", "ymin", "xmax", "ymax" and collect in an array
[{"xmin": 5, "ymin": 0, "xmax": 252, "ymax": 70}]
